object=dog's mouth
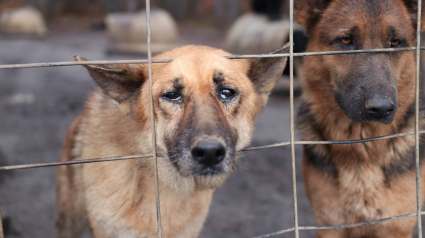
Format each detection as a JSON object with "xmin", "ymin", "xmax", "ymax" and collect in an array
[
  {"xmin": 192, "ymin": 163, "xmax": 228, "ymax": 176},
  {"xmin": 170, "ymin": 152, "xmax": 235, "ymax": 177}
]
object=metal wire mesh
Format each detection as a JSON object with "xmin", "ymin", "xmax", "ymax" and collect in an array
[{"xmin": 0, "ymin": 0, "xmax": 424, "ymax": 237}]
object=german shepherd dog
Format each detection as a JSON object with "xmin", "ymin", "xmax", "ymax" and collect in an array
[
  {"xmin": 295, "ymin": 0, "xmax": 425, "ymax": 237},
  {"xmin": 55, "ymin": 45, "xmax": 288, "ymax": 238}
]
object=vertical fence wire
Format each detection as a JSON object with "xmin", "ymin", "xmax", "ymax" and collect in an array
[
  {"xmin": 416, "ymin": 0, "xmax": 423, "ymax": 237},
  {"xmin": 289, "ymin": 0, "xmax": 299, "ymax": 237},
  {"xmin": 0, "ymin": 201, "xmax": 3, "ymax": 238},
  {"xmin": 145, "ymin": 0, "xmax": 163, "ymax": 237}
]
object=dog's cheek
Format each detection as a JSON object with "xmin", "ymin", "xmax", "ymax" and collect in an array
[
  {"xmin": 155, "ymin": 127, "xmax": 169, "ymax": 157},
  {"xmin": 228, "ymin": 111, "xmax": 254, "ymax": 151},
  {"xmin": 231, "ymin": 92, "xmax": 262, "ymax": 150},
  {"xmin": 163, "ymin": 128, "xmax": 192, "ymax": 177},
  {"xmin": 154, "ymin": 115, "xmax": 171, "ymax": 156},
  {"xmin": 157, "ymin": 103, "xmax": 184, "ymax": 149},
  {"xmin": 174, "ymin": 152, "xmax": 195, "ymax": 177},
  {"xmin": 391, "ymin": 51, "xmax": 412, "ymax": 84}
]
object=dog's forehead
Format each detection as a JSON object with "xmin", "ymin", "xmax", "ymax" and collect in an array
[
  {"xmin": 328, "ymin": 0, "xmax": 409, "ymax": 23},
  {"xmin": 153, "ymin": 46, "xmax": 248, "ymax": 86},
  {"xmin": 321, "ymin": 0, "xmax": 413, "ymax": 39}
]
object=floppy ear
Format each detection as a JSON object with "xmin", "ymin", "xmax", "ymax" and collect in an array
[
  {"xmin": 294, "ymin": 0, "xmax": 332, "ymax": 35},
  {"xmin": 74, "ymin": 55, "xmax": 145, "ymax": 103},
  {"xmin": 247, "ymin": 44, "xmax": 289, "ymax": 106},
  {"xmin": 402, "ymin": 0, "xmax": 425, "ymax": 31}
]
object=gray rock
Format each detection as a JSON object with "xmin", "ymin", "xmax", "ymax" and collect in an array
[
  {"xmin": 0, "ymin": 6, "xmax": 47, "ymax": 37},
  {"xmin": 106, "ymin": 8, "xmax": 179, "ymax": 54}
]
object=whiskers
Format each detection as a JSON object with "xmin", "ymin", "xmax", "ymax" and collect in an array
[{"xmin": 233, "ymin": 150, "xmax": 258, "ymax": 171}]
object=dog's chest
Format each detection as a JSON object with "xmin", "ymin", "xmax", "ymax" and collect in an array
[
  {"xmin": 336, "ymin": 164, "xmax": 387, "ymax": 221},
  {"xmin": 87, "ymin": 191, "xmax": 210, "ymax": 238},
  {"xmin": 83, "ymin": 167, "xmax": 213, "ymax": 238}
]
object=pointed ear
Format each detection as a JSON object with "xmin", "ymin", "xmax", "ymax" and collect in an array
[
  {"xmin": 294, "ymin": 0, "xmax": 332, "ymax": 35},
  {"xmin": 74, "ymin": 55, "xmax": 145, "ymax": 103},
  {"xmin": 402, "ymin": 0, "xmax": 425, "ymax": 31},
  {"xmin": 247, "ymin": 44, "xmax": 289, "ymax": 106}
]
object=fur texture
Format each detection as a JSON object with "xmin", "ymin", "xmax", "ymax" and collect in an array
[
  {"xmin": 296, "ymin": 0, "xmax": 425, "ymax": 237},
  {"xmin": 56, "ymin": 45, "xmax": 288, "ymax": 238}
]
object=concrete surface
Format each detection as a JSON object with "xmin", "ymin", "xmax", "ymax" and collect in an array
[{"xmin": 0, "ymin": 27, "xmax": 315, "ymax": 238}]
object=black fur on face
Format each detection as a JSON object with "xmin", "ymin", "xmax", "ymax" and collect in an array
[
  {"xmin": 164, "ymin": 98, "xmax": 237, "ymax": 177},
  {"xmin": 333, "ymin": 54, "xmax": 398, "ymax": 124},
  {"xmin": 301, "ymin": 0, "xmax": 414, "ymax": 124}
]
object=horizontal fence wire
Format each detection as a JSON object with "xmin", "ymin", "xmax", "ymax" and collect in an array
[
  {"xmin": 1, "ymin": 130, "xmax": 424, "ymax": 171},
  {"xmin": 0, "ymin": 47, "xmax": 424, "ymax": 69},
  {"xmin": 253, "ymin": 212, "xmax": 425, "ymax": 238},
  {"xmin": 0, "ymin": 8, "xmax": 424, "ymax": 238}
]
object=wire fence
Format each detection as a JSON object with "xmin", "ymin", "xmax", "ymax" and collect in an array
[{"xmin": 0, "ymin": 0, "xmax": 424, "ymax": 237}]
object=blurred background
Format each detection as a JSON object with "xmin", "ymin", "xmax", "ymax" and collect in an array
[{"xmin": 0, "ymin": 0, "xmax": 394, "ymax": 237}]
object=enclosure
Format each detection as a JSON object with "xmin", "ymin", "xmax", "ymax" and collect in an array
[{"xmin": 0, "ymin": 0, "xmax": 425, "ymax": 237}]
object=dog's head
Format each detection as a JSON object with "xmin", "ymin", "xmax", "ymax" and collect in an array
[
  {"xmin": 295, "ymin": 0, "xmax": 424, "ymax": 124},
  {"xmin": 75, "ymin": 45, "xmax": 288, "ymax": 188}
]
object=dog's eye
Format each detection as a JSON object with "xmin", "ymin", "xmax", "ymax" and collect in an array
[
  {"xmin": 163, "ymin": 91, "xmax": 182, "ymax": 102},
  {"xmin": 219, "ymin": 88, "xmax": 237, "ymax": 101},
  {"xmin": 340, "ymin": 37, "xmax": 352, "ymax": 45},
  {"xmin": 391, "ymin": 40, "xmax": 401, "ymax": 47}
]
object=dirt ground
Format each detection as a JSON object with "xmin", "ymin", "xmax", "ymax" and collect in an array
[{"xmin": 0, "ymin": 25, "xmax": 419, "ymax": 238}]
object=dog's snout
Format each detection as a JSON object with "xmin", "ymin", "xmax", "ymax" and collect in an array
[
  {"xmin": 191, "ymin": 141, "xmax": 226, "ymax": 166},
  {"xmin": 366, "ymin": 97, "xmax": 395, "ymax": 119}
]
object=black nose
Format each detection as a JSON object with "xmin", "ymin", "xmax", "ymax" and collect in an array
[
  {"xmin": 191, "ymin": 141, "xmax": 226, "ymax": 166},
  {"xmin": 366, "ymin": 97, "xmax": 395, "ymax": 119}
]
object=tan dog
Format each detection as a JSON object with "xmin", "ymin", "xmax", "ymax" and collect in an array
[
  {"xmin": 55, "ymin": 45, "xmax": 288, "ymax": 238},
  {"xmin": 295, "ymin": 0, "xmax": 425, "ymax": 237}
]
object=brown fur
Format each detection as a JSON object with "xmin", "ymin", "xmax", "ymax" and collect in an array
[
  {"xmin": 296, "ymin": 0, "xmax": 425, "ymax": 237},
  {"xmin": 55, "ymin": 45, "xmax": 288, "ymax": 238}
]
